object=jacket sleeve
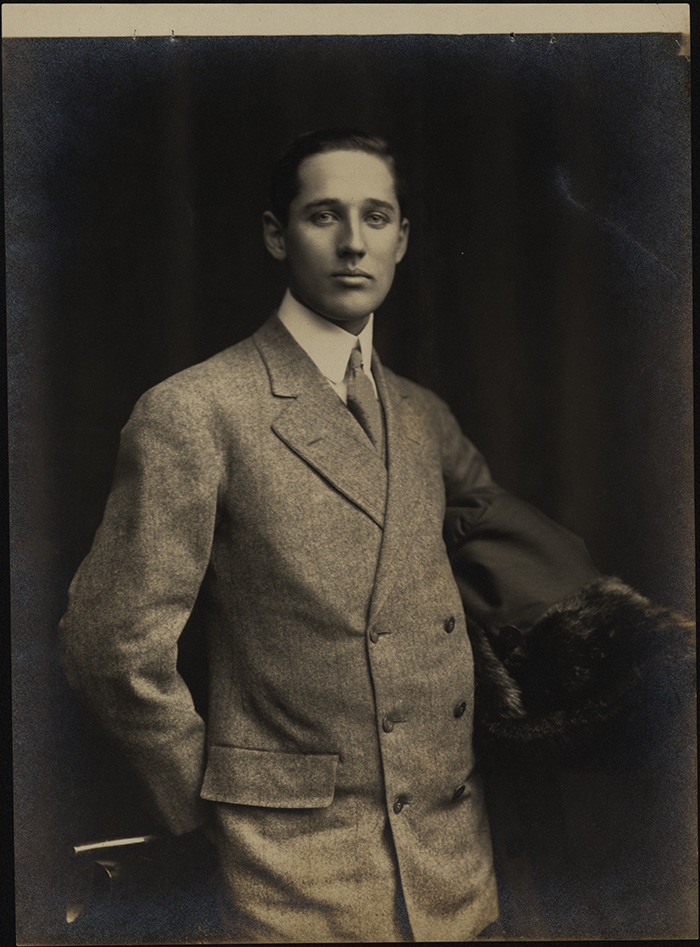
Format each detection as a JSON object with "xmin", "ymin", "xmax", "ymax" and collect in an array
[
  {"xmin": 426, "ymin": 391, "xmax": 495, "ymax": 498},
  {"xmin": 58, "ymin": 381, "xmax": 222, "ymax": 835},
  {"xmin": 443, "ymin": 488, "xmax": 695, "ymax": 760}
]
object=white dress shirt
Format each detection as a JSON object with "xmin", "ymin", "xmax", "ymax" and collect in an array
[{"xmin": 277, "ymin": 289, "xmax": 378, "ymax": 404}]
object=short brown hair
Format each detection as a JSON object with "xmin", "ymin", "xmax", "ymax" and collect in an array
[{"xmin": 268, "ymin": 128, "xmax": 407, "ymax": 226}]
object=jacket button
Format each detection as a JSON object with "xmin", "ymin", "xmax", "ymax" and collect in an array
[
  {"xmin": 453, "ymin": 784, "xmax": 466, "ymax": 801},
  {"xmin": 393, "ymin": 795, "xmax": 409, "ymax": 814},
  {"xmin": 382, "ymin": 716, "xmax": 395, "ymax": 733},
  {"xmin": 454, "ymin": 701, "xmax": 467, "ymax": 718},
  {"xmin": 444, "ymin": 615, "xmax": 456, "ymax": 633},
  {"xmin": 369, "ymin": 629, "xmax": 379, "ymax": 644}
]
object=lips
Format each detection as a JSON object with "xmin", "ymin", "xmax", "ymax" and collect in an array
[{"xmin": 332, "ymin": 270, "xmax": 371, "ymax": 279}]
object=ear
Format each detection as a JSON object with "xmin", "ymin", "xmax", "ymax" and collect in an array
[
  {"xmin": 262, "ymin": 211, "xmax": 287, "ymax": 261},
  {"xmin": 395, "ymin": 218, "xmax": 410, "ymax": 264}
]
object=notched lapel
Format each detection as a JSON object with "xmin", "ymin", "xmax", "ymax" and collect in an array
[
  {"xmin": 273, "ymin": 392, "xmax": 387, "ymax": 528},
  {"xmin": 254, "ymin": 314, "xmax": 387, "ymax": 528}
]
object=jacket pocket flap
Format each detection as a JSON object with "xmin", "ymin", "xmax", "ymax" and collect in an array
[{"xmin": 200, "ymin": 745, "xmax": 338, "ymax": 808}]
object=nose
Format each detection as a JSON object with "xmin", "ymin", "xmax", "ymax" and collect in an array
[{"xmin": 337, "ymin": 213, "xmax": 366, "ymax": 258}]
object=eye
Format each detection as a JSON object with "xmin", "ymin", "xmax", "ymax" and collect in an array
[
  {"xmin": 366, "ymin": 213, "xmax": 389, "ymax": 227},
  {"xmin": 311, "ymin": 211, "xmax": 337, "ymax": 225}
]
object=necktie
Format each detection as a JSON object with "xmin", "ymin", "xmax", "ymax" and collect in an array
[{"xmin": 346, "ymin": 347, "xmax": 383, "ymax": 451}]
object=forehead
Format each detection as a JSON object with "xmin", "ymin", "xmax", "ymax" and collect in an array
[{"xmin": 294, "ymin": 150, "xmax": 398, "ymax": 207}]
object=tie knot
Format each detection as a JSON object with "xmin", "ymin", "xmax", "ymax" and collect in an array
[{"xmin": 349, "ymin": 347, "xmax": 364, "ymax": 373}]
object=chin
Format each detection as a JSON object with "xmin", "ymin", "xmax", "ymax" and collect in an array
[
  {"xmin": 332, "ymin": 293, "xmax": 385, "ymax": 320},
  {"xmin": 315, "ymin": 300, "xmax": 373, "ymax": 324}
]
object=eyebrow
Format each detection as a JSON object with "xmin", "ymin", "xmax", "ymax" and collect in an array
[{"xmin": 302, "ymin": 197, "xmax": 397, "ymax": 213}]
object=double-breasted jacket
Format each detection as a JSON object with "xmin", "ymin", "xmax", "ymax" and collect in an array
[{"xmin": 60, "ymin": 313, "xmax": 502, "ymax": 942}]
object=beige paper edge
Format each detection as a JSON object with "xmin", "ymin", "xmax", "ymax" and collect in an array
[{"xmin": 1, "ymin": 3, "xmax": 691, "ymax": 40}]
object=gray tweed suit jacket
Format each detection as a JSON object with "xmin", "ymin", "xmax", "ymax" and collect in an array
[{"xmin": 59, "ymin": 313, "xmax": 500, "ymax": 942}]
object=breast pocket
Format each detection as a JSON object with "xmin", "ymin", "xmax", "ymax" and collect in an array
[{"xmin": 200, "ymin": 745, "xmax": 338, "ymax": 809}]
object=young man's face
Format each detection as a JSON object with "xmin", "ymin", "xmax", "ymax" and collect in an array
[{"xmin": 264, "ymin": 149, "xmax": 409, "ymax": 334}]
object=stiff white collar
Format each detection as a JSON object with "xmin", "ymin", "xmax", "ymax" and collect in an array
[{"xmin": 277, "ymin": 289, "xmax": 375, "ymax": 389}]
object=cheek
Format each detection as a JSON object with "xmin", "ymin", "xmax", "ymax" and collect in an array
[
  {"xmin": 377, "ymin": 252, "xmax": 398, "ymax": 280},
  {"xmin": 375, "ymin": 236, "xmax": 402, "ymax": 265},
  {"xmin": 292, "ymin": 236, "xmax": 331, "ymax": 272},
  {"xmin": 287, "ymin": 252, "xmax": 322, "ymax": 281}
]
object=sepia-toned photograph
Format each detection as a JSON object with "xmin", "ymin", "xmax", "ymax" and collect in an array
[{"xmin": 6, "ymin": 4, "xmax": 695, "ymax": 943}]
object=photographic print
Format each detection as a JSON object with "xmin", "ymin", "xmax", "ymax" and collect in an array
[{"xmin": 6, "ymin": 5, "xmax": 694, "ymax": 943}]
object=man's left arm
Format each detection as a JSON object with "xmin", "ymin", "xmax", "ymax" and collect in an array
[{"xmin": 434, "ymin": 400, "xmax": 694, "ymax": 759}]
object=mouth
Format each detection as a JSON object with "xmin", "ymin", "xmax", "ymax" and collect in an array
[{"xmin": 331, "ymin": 270, "xmax": 372, "ymax": 284}]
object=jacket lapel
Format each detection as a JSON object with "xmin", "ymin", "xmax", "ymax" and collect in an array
[
  {"xmin": 254, "ymin": 315, "xmax": 387, "ymax": 528},
  {"xmin": 367, "ymin": 356, "xmax": 431, "ymax": 628}
]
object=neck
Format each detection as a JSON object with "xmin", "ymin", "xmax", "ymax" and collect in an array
[{"xmin": 290, "ymin": 289, "xmax": 370, "ymax": 336}]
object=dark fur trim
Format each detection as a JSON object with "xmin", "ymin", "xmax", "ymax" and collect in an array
[
  {"xmin": 469, "ymin": 577, "xmax": 696, "ymax": 762},
  {"xmin": 468, "ymin": 622, "xmax": 527, "ymax": 718}
]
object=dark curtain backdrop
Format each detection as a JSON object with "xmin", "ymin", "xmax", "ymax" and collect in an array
[{"xmin": 6, "ymin": 34, "xmax": 692, "ymax": 943}]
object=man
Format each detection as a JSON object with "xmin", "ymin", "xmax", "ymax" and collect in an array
[{"xmin": 59, "ymin": 129, "xmax": 693, "ymax": 942}]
